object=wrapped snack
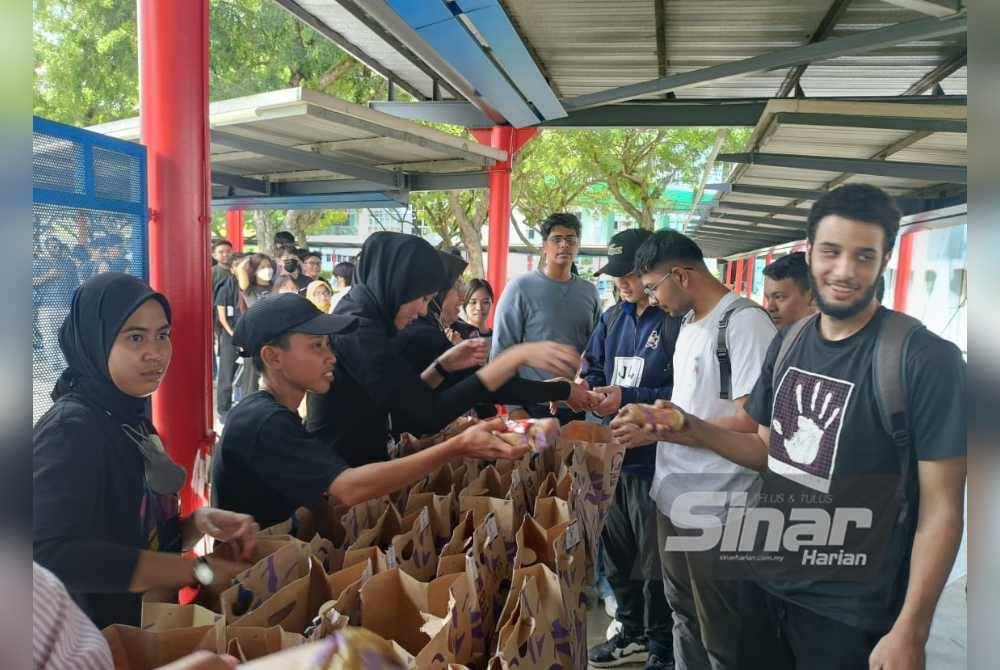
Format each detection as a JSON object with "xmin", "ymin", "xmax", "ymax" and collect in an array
[
  {"xmin": 238, "ymin": 629, "xmax": 408, "ymax": 669},
  {"xmin": 496, "ymin": 418, "xmax": 560, "ymax": 454},
  {"xmin": 618, "ymin": 402, "xmax": 684, "ymax": 432}
]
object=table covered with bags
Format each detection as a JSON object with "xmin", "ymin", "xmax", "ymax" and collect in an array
[{"xmin": 102, "ymin": 419, "xmax": 626, "ymax": 670}]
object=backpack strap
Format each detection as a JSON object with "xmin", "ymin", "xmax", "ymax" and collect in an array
[
  {"xmin": 771, "ymin": 313, "xmax": 820, "ymax": 394},
  {"xmin": 657, "ymin": 313, "xmax": 683, "ymax": 387},
  {"xmin": 717, "ymin": 297, "xmax": 771, "ymax": 399},
  {"xmin": 872, "ymin": 310, "xmax": 923, "ymax": 525}
]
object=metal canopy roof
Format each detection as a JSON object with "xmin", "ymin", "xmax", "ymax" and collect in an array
[
  {"xmin": 684, "ymin": 98, "xmax": 966, "ymax": 257},
  {"xmin": 276, "ymin": 1, "xmax": 967, "ymax": 129},
  {"xmin": 87, "ymin": 87, "xmax": 504, "ymax": 209}
]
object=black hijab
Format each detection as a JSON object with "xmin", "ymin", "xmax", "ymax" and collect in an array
[
  {"xmin": 336, "ymin": 232, "xmax": 446, "ymax": 333},
  {"xmin": 52, "ymin": 272, "xmax": 172, "ymax": 424},
  {"xmin": 427, "ymin": 250, "xmax": 468, "ymax": 324}
]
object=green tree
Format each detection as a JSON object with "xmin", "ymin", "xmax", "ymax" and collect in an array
[{"xmin": 34, "ymin": 0, "xmax": 390, "ymax": 127}]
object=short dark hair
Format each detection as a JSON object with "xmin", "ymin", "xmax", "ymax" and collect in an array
[
  {"xmin": 763, "ymin": 252, "xmax": 809, "ymax": 293},
  {"xmin": 540, "ymin": 212, "xmax": 582, "ymax": 240},
  {"xmin": 807, "ymin": 184, "xmax": 900, "ymax": 254},
  {"xmin": 253, "ymin": 331, "xmax": 293, "ymax": 373},
  {"xmin": 332, "ymin": 261, "xmax": 355, "ymax": 285},
  {"xmin": 212, "ymin": 237, "xmax": 232, "ymax": 251},
  {"xmin": 464, "ymin": 277, "xmax": 494, "ymax": 305},
  {"xmin": 300, "ymin": 249, "xmax": 321, "ymax": 262},
  {"xmin": 273, "ymin": 274, "xmax": 299, "ymax": 292},
  {"xmin": 634, "ymin": 230, "xmax": 705, "ymax": 275},
  {"xmin": 274, "ymin": 231, "xmax": 295, "ymax": 245},
  {"xmin": 275, "ymin": 243, "xmax": 298, "ymax": 258}
]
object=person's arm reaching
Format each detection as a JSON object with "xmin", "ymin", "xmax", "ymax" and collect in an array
[
  {"xmin": 328, "ymin": 418, "xmax": 528, "ymax": 506},
  {"xmin": 216, "ymin": 305, "xmax": 234, "ymax": 336}
]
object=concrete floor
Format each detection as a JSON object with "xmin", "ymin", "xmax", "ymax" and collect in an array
[{"xmin": 586, "ymin": 577, "xmax": 967, "ymax": 669}]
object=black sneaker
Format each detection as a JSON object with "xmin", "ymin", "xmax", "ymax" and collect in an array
[
  {"xmin": 588, "ymin": 632, "xmax": 648, "ymax": 667},
  {"xmin": 644, "ymin": 653, "xmax": 675, "ymax": 669}
]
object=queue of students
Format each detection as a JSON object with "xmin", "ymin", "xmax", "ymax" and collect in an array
[{"xmin": 33, "ymin": 185, "xmax": 966, "ymax": 670}]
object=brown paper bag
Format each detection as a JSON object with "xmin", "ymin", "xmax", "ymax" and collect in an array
[
  {"xmin": 346, "ymin": 503, "xmax": 402, "ymax": 553},
  {"xmin": 102, "ymin": 624, "xmax": 221, "ymax": 670},
  {"xmin": 226, "ymin": 557, "xmax": 333, "ymax": 635},
  {"xmin": 392, "ymin": 506, "xmax": 438, "ymax": 581},
  {"xmin": 342, "ymin": 544, "xmax": 392, "ymax": 574},
  {"xmin": 533, "ymin": 496, "xmax": 572, "ymax": 530},
  {"xmin": 308, "ymin": 558, "xmax": 375, "ymax": 634},
  {"xmin": 358, "ymin": 568, "xmax": 461, "ymax": 658},
  {"xmin": 137, "ymin": 602, "xmax": 225, "ymax": 658},
  {"xmin": 237, "ymin": 630, "xmax": 408, "ymax": 669},
  {"xmin": 413, "ymin": 572, "xmax": 481, "ymax": 669},
  {"xmin": 464, "ymin": 512, "xmax": 510, "ymax": 654},
  {"xmin": 220, "ymin": 542, "xmax": 311, "ymax": 622},
  {"xmin": 514, "ymin": 515, "xmax": 588, "ymax": 669},
  {"xmin": 406, "ymin": 491, "xmax": 456, "ymax": 552},
  {"xmin": 459, "ymin": 466, "xmax": 519, "ymax": 560},
  {"xmin": 571, "ymin": 446, "xmax": 625, "ymax": 578},
  {"xmin": 340, "ymin": 496, "xmax": 391, "ymax": 547},
  {"xmin": 496, "ymin": 563, "xmax": 574, "ymax": 669},
  {"xmin": 226, "ymin": 625, "xmax": 304, "ymax": 662}
]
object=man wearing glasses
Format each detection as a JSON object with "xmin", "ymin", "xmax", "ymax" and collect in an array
[
  {"xmin": 612, "ymin": 230, "xmax": 776, "ymax": 670},
  {"xmin": 490, "ymin": 212, "xmax": 601, "ymax": 423}
]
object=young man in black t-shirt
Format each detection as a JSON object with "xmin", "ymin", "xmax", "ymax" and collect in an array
[
  {"xmin": 212, "ymin": 293, "xmax": 530, "ymax": 529},
  {"xmin": 618, "ymin": 184, "xmax": 966, "ymax": 669}
]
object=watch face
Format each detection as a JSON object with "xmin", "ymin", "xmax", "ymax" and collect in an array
[{"xmin": 194, "ymin": 561, "xmax": 214, "ymax": 586}]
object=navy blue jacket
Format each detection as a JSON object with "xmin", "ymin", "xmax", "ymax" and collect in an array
[{"xmin": 582, "ymin": 301, "xmax": 681, "ymax": 475}]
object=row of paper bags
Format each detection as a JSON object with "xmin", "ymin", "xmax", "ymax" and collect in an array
[{"xmin": 101, "ymin": 420, "xmax": 625, "ymax": 669}]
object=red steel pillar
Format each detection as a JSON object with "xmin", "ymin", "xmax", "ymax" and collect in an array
[
  {"xmin": 734, "ymin": 258, "xmax": 745, "ymax": 295},
  {"xmin": 226, "ymin": 209, "xmax": 244, "ymax": 252},
  {"xmin": 139, "ymin": 0, "xmax": 213, "ymax": 514},
  {"xmin": 893, "ymin": 231, "xmax": 916, "ymax": 313},
  {"xmin": 471, "ymin": 126, "xmax": 538, "ymax": 317}
]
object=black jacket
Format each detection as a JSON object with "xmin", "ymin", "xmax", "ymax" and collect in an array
[{"xmin": 306, "ymin": 233, "xmax": 492, "ymax": 466}]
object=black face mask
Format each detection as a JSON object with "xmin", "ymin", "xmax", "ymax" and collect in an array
[{"xmin": 283, "ymin": 258, "xmax": 300, "ymax": 274}]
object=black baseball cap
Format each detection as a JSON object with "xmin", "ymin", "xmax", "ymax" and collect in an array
[
  {"xmin": 234, "ymin": 293, "xmax": 357, "ymax": 357},
  {"xmin": 594, "ymin": 228, "xmax": 652, "ymax": 277}
]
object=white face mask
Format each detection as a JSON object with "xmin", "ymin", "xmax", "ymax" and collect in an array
[{"xmin": 256, "ymin": 267, "xmax": 274, "ymax": 283}]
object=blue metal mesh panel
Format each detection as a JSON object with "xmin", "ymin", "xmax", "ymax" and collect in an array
[{"xmin": 32, "ymin": 117, "xmax": 148, "ymax": 423}]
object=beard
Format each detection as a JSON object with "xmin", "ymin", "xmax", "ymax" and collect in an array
[{"xmin": 808, "ymin": 267, "xmax": 879, "ymax": 320}]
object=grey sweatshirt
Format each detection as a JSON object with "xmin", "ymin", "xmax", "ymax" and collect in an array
[{"xmin": 490, "ymin": 269, "xmax": 601, "ymax": 404}]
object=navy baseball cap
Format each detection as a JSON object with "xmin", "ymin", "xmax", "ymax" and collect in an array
[
  {"xmin": 234, "ymin": 293, "xmax": 357, "ymax": 357},
  {"xmin": 594, "ymin": 228, "xmax": 652, "ymax": 277}
]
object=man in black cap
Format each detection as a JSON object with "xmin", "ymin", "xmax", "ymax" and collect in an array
[
  {"xmin": 583, "ymin": 229, "xmax": 681, "ymax": 670},
  {"xmin": 212, "ymin": 293, "xmax": 529, "ymax": 528}
]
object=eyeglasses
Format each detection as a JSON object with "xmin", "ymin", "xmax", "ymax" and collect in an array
[
  {"xmin": 546, "ymin": 235, "xmax": 579, "ymax": 247},
  {"xmin": 643, "ymin": 267, "xmax": 695, "ymax": 297},
  {"xmin": 642, "ymin": 273, "xmax": 671, "ymax": 298}
]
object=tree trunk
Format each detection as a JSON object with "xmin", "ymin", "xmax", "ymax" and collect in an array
[
  {"xmin": 448, "ymin": 191, "xmax": 485, "ymax": 279},
  {"xmin": 283, "ymin": 210, "xmax": 321, "ymax": 248},
  {"xmin": 252, "ymin": 210, "xmax": 276, "ymax": 256}
]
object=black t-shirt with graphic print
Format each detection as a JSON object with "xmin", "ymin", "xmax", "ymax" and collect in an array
[{"xmin": 743, "ymin": 306, "xmax": 965, "ymax": 632}]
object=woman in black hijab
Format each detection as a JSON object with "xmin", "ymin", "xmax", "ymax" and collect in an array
[
  {"xmin": 33, "ymin": 273, "xmax": 259, "ymax": 629},
  {"xmin": 394, "ymin": 250, "xmax": 592, "ymax": 434},
  {"xmin": 306, "ymin": 232, "xmax": 581, "ymax": 466}
]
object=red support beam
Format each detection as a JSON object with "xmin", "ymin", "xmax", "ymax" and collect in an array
[
  {"xmin": 470, "ymin": 126, "xmax": 538, "ymax": 322},
  {"xmin": 893, "ymin": 231, "xmax": 916, "ymax": 313},
  {"xmin": 226, "ymin": 209, "xmax": 244, "ymax": 252},
  {"xmin": 746, "ymin": 256, "xmax": 756, "ymax": 297},
  {"xmin": 139, "ymin": 0, "xmax": 213, "ymax": 514},
  {"xmin": 734, "ymin": 258, "xmax": 745, "ymax": 295}
]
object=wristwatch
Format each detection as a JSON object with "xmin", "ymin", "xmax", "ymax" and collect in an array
[
  {"xmin": 433, "ymin": 359, "xmax": 448, "ymax": 377},
  {"xmin": 191, "ymin": 557, "xmax": 214, "ymax": 588}
]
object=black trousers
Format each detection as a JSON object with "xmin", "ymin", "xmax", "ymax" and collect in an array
[
  {"xmin": 215, "ymin": 328, "xmax": 239, "ymax": 415},
  {"xmin": 736, "ymin": 580, "xmax": 886, "ymax": 670},
  {"xmin": 602, "ymin": 471, "xmax": 673, "ymax": 658}
]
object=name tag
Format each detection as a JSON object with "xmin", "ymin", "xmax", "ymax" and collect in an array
[{"xmin": 612, "ymin": 356, "xmax": 645, "ymax": 388}]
